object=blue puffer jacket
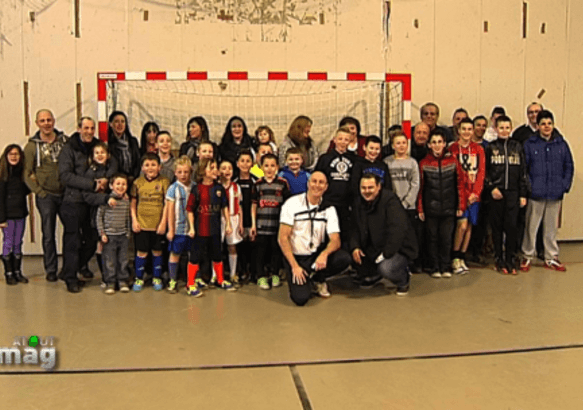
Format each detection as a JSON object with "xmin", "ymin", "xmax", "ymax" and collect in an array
[{"xmin": 523, "ymin": 130, "xmax": 574, "ymax": 200}]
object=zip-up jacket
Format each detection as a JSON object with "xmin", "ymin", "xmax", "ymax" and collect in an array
[
  {"xmin": 278, "ymin": 166, "xmax": 310, "ymax": 195},
  {"xmin": 524, "ymin": 130, "xmax": 574, "ymax": 200},
  {"xmin": 0, "ymin": 165, "xmax": 30, "ymax": 223},
  {"xmin": 417, "ymin": 150, "xmax": 466, "ymax": 217},
  {"xmin": 23, "ymin": 129, "xmax": 68, "ymax": 197},
  {"xmin": 315, "ymin": 149, "xmax": 357, "ymax": 206},
  {"xmin": 484, "ymin": 138, "xmax": 529, "ymax": 198},
  {"xmin": 350, "ymin": 188, "xmax": 418, "ymax": 262},
  {"xmin": 449, "ymin": 141, "xmax": 486, "ymax": 202},
  {"xmin": 59, "ymin": 133, "xmax": 103, "ymax": 204}
]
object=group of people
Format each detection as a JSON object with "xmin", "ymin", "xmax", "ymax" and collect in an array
[{"xmin": 0, "ymin": 102, "xmax": 574, "ymax": 306}]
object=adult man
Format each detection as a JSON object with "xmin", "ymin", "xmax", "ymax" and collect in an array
[
  {"xmin": 279, "ymin": 172, "xmax": 351, "ymax": 306},
  {"xmin": 416, "ymin": 102, "xmax": 453, "ymax": 143},
  {"xmin": 410, "ymin": 122, "xmax": 430, "ymax": 163},
  {"xmin": 23, "ymin": 110, "xmax": 68, "ymax": 282},
  {"xmin": 448, "ymin": 108, "xmax": 469, "ymax": 141},
  {"xmin": 512, "ymin": 102, "xmax": 543, "ymax": 145},
  {"xmin": 59, "ymin": 117, "xmax": 112, "ymax": 293},
  {"xmin": 350, "ymin": 174, "xmax": 418, "ymax": 295}
]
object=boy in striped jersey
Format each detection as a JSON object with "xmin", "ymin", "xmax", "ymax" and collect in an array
[
  {"xmin": 255, "ymin": 153, "xmax": 291, "ymax": 290},
  {"xmin": 97, "ymin": 173, "xmax": 131, "ymax": 294},
  {"xmin": 165, "ymin": 156, "xmax": 195, "ymax": 293}
]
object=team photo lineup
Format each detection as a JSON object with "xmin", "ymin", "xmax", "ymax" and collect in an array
[{"xmin": 0, "ymin": 101, "xmax": 574, "ymax": 305}]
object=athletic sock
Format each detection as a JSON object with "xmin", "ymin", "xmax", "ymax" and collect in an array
[
  {"xmin": 168, "ymin": 261, "xmax": 178, "ymax": 281},
  {"xmin": 135, "ymin": 256, "xmax": 147, "ymax": 279},
  {"xmin": 228, "ymin": 254, "xmax": 237, "ymax": 280},
  {"xmin": 152, "ymin": 254, "xmax": 163, "ymax": 278},
  {"xmin": 187, "ymin": 263, "xmax": 199, "ymax": 287},
  {"xmin": 213, "ymin": 261, "xmax": 224, "ymax": 284}
]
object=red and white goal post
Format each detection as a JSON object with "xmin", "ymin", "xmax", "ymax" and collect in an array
[{"xmin": 97, "ymin": 71, "xmax": 411, "ymax": 150}]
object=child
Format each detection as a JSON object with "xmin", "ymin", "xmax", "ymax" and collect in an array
[
  {"xmin": 381, "ymin": 124, "xmax": 403, "ymax": 159},
  {"xmin": 278, "ymin": 147, "xmax": 310, "ymax": 195},
  {"xmin": 255, "ymin": 153, "xmax": 290, "ymax": 290},
  {"xmin": 521, "ymin": 110, "xmax": 574, "ymax": 272},
  {"xmin": 156, "ymin": 131, "xmax": 175, "ymax": 182},
  {"xmin": 186, "ymin": 158, "xmax": 234, "ymax": 296},
  {"xmin": 191, "ymin": 140, "xmax": 214, "ymax": 180},
  {"xmin": 250, "ymin": 143, "xmax": 273, "ymax": 179},
  {"xmin": 316, "ymin": 126, "xmax": 357, "ymax": 247},
  {"xmin": 130, "ymin": 153, "xmax": 170, "ymax": 292},
  {"xmin": 165, "ymin": 156, "xmax": 195, "ymax": 293},
  {"xmin": 485, "ymin": 115, "xmax": 529, "ymax": 274},
  {"xmin": 83, "ymin": 141, "xmax": 118, "ymax": 284},
  {"xmin": 219, "ymin": 160, "xmax": 244, "ymax": 284},
  {"xmin": 449, "ymin": 118, "xmax": 485, "ymax": 274},
  {"xmin": 418, "ymin": 129, "xmax": 466, "ymax": 278},
  {"xmin": 0, "ymin": 145, "xmax": 31, "ymax": 285},
  {"xmin": 254, "ymin": 126, "xmax": 278, "ymax": 157},
  {"xmin": 351, "ymin": 135, "xmax": 392, "ymax": 195},
  {"xmin": 234, "ymin": 150, "xmax": 258, "ymax": 283},
  {"xmin": 385, "ymin": 133, "xmax": 421, "ymax": 271},
  {"xmin": 97, "ymin": 174, "xmax": 131, "ymax": 294}
]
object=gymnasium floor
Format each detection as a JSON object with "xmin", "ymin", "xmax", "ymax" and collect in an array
[{"xmin": 1, "ymin": 243, "xmax": 582, "ymax": 409}]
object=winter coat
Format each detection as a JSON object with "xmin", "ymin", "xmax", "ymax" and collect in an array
[
  {"xmin": 350, "ymin": 188, "xmax": 418, "ymax": 262},
  {"xmin": 0, "ymin": 165, "xmax": 30, "ymax": 223},
  {"xmin": 523, "ymin": 130, "xmax": 574, "ymax": 200},
  {"xmin": 417, "ymin": 150, "xmax": 466, "ymax": 217},
  {"xmin": 58, "ymin": 133, "xmax": 100, "ymax": 204}
]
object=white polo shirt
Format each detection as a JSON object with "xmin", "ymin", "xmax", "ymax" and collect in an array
[{"xmin": 280, "ymin": 194, "xmax": 340, "ymax": 256}]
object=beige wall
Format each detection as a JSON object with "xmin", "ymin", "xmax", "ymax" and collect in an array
[{"xmin": 0, "ymin": 0, "xmax": 580, "ymax": 255}]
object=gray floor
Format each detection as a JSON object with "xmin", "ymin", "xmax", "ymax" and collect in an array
[{"xmin": 0, "ymin": 243, "xmax": 582, "ymax": 409}]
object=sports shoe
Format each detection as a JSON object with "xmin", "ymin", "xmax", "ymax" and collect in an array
[
  {"xmin": 359, "ymin": 275, "xmax": 382, "ymax": 289},
  {"xmin": 79, "ymin": 266, "xmax": 94, "ymax": 279},
  {"xmin": 495, "ymin": 259, "xmax": 509, "ymax": 275},
  {"xmin": 132, "ymin": 279, "xmax": 144, "ymax": 292},
  {"xmin": 460, "ymin": 259, "xmax": 469, "ymax": 273},
  {"xmin": 452, "ymin": 259, "xmax": 464, "ymax": 275},
  {"xmin": 545, "ymin": 259, "xmax": 566, "ymax": 272},
  {"xmin": 187, "ymin": 285, "xmax": 203, "ymax": 297},
  {"xmin": 258, "ymin": 277, "xmax": 270, "ymax": 290},
  {"xmin": 441, "ymin": 271, "xmax": 452, "ymax": 278},
  {"xmin": 430, "ymin": 272, "xmax": 442, "ymax": 278},
  {"xmin": 195, "ymin": 278, "xmax": 208, "ymax": 289},
  {"xmin": 104, "ymin": 284, "xmax": 115, "ymax": 295},
  {"xmin": 46, "ymin": 272, "xmax": 58, "ymax": 282},
  {"xmin": 315, "ymin": 282, "xmax": 331, "ymax": 298},
  {"xmin": 119, "ymin": 282, "xmax": 130, "ymax": 293},
  {"xmin": 520, "ymin": 258, "xmax": 531, "ymax": 272},
  {"xmin": 220, "ymin": 280, "xmax": 237, "ymax": 291},
  {"xmin": 167, "ymin": 279, "xmax": 177, "ymax": 294},
  {"xmin": 271, "ymin": 275, "xmax": 281, "ymax": 287},
  {"xmin": 152, "ymin": 278, "xmax": 163, "ymax": 291},
  {"xmin": 396, "ymin": 285, "xmax": 409, "ymax": 296}
]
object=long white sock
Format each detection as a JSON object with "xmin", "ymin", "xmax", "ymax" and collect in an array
[{"xmin": 229, "ymin": 254, "xmax": 237, "ymax": 279}]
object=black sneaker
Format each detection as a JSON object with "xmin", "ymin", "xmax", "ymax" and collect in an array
[
  {"xmin": 396, "ymin": 285, "xmax": 409, "ymax": 296},
  {"xmin": 46, "ymin": 272, "xmax": 58, "ymax": 282},
  {"xmin": 79, "ymin": 266, "xmax": 94, "ymax": 279},
  {"xmin": 359, "ymin": 275, "xmax": 382, "ymax": 289}
]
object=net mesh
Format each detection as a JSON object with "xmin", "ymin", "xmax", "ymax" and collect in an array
[{"xmin": 106, "ymin": 79, "xmax": 405, "ymax": 150}]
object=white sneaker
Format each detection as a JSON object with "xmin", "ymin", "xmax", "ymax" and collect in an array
[
  {"xmin": 431, "ymin": 272, "xmax": 442, "ymax": 278},
  {"xmin": 452, "ymin": 259, "xmax": 464, "ymax": 275},
  {"xmin": 441, "ymin": 271, "xmax": 452, "ymax": 278},
  {"xmin": 460, "ymin": 259, "xmax": 469, "ymax": 273},
  {"xmin": 316, "ymin": 282, "xmax": 331, "ymax": 298}
]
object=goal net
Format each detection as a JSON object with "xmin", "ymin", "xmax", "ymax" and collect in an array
[{"xmin": 97, "ymin": 72, "xmax": 411, "ymax": 151}]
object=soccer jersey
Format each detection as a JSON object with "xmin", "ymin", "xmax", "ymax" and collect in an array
[
  {"xmin": 186, "ymin": 182, "xmax": 227, "ymax": 237},
  {"xmin": 223, "ymin": 182, "xmax": 242, "ymax": 216},
  {"xmin": 130, "ymin": 175, "xmax": 170, "ymax": 231},
  {"xmin": 234, "ymin": 175, "xmax": 258, "ymax": 228},
  {"xmin": 256, "ymin": 176, "xmax": 290, "ymax": 236},
  {"xmin": 166, "ymin": 180, "xmax": 194, "ymax": 236}
]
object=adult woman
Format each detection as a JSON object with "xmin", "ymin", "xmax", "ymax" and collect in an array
[
  {"xmin": 179, "ymin": 116, "xmax": 214, "ymax": 164},
  {"xmin": 279, "ymin": 115, "xmax": 319, "ymax": 171},
  {"xmin": 107, "ymin": 111, "xmax": 141, "ymax": 184},
  {"xmin": 219, "ymin": 116, "xmax": 255, "ymax": 166}
]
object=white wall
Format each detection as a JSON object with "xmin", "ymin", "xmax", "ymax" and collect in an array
[{"xmin": 0, "ymin": 0, "xmax": 580, "ymax": 255}]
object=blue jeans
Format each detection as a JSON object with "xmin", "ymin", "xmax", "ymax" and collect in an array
[
  {"xmin": 35, "ymin": 194, "xmax": 64, "ymax": 275},
  {"xmin": 355, "ymin": 252, "xmax": 410, "ymax": 287}
]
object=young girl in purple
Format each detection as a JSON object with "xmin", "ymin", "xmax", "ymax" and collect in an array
[{"xmin": 0, "ymin": 145, "xmax": 31, "ymax": 285}]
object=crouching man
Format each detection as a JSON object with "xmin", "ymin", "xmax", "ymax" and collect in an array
[
  {"xmin": 350, "ymin": 173, "xmax": 418, "ymax": 295},
  {"xmin": 278, "ymin": 171, "xmax": 351, "ymax": 306}
]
